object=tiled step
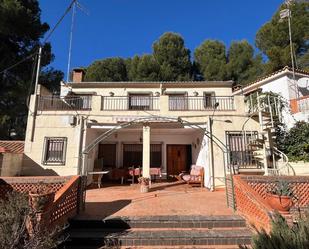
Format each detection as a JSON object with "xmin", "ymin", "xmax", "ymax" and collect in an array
[
  {"xmin": 65, "ymin": 215, "xmax": 252, "ymax": 249},
  {"xmin": 70, "ymin": 215, "xmax": 247, "ymax": 229},
  {"xmin": 120, "ymin": 246, "xmax": 242, "ymax": 249},
  {"xmin": 67, "ymin": 228, "xmax": 252, "ymax": 248}
]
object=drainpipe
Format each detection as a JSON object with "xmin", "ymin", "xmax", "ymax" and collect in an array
[
  {"xmin": 208, "ymin": 116, "xmax": 215, "ymax": 191},
  {"xmin": 30, "ymin": 46, "xmax": 42, "ymax": 142},
  {"xmin": 77, "ymin": 116, "xmax": 85, "ymax": 175}
]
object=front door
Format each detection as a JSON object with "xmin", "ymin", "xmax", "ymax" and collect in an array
[{"xmin": 167, "ymin": 145, "xmax": 188, "ymax": 175}]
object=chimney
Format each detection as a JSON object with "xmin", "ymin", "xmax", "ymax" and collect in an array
[{"xmin": 72, "ymin": 68, "xmax": 85, "ymax": 83}]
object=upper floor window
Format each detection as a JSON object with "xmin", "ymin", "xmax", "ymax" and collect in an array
[
  {"xmin": 203, "ymin": 92, "xmax": 215, "ymax": 108},
  {"xmin": 169, "ymin": 93, "xmax": 188, "ymax": 110},
  {"xmin": 42, "ymin": 137, "xmax": 67, "ymax": 165},
  {"xmin": 128, "ymin": 94, "xmax": 151, "ymax": 110}
]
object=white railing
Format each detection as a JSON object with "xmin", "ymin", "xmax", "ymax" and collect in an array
[
  {"xmin": 298, "ymin": 97, "xmax": 309, "ymax": 113},
  {"xmin": 268, "ymin": 147, "xmax": 295, "ymax": 176}
]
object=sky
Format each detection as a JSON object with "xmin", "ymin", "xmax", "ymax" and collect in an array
[{"xmin": 39, "ymin": 0, "xmax": 284, "ymax": 79}]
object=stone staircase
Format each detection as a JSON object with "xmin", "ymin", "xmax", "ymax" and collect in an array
[{"xmin": 63, "ymin": 215, "xmax": 252, "ymax": 249}]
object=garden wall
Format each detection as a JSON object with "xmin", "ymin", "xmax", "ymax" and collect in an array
[
  {"xmin": 0, "ymin": 175, "xmax": 81, "ymax": 228},
  {"xmin": 233, "ymin": 175, "xmax": 309, "ymax": 231}
]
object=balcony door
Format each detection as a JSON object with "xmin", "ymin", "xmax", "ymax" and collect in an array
[
  {"xmin": 169, "ymin": 94, "xmax": 188, "ymax": 110},
  {"xmin": 128, "ymin": 94, "xmax": 151, "ymax": 110}
]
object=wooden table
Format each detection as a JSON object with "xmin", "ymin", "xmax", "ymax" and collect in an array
[{"xmin": 88, "ymin": 171, "xmax": 109, "ymax": 188}]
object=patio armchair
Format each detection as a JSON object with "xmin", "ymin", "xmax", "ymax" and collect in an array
[{"xmin": 179, "ymin": 165, "xmax": 204, "ymax": 187}]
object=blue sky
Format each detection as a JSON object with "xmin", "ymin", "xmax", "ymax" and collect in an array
[{"xmin": 39, "ymin": 0, "xmax": 283, "ymax": 78}]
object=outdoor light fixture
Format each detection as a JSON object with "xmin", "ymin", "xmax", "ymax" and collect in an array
[
  {"xmin": 109, "ymin": 92, "xmax": 114, "ymax": 96},
  {"xmin": 193, "ymin": 91, "xmax": 198, "ymax": 96},
  {"xmin": 155, "ymin": 91, "xmax": 160, "ymax": 97},
  {"xmin": 9, "ymin": 129, "xmax": 17, "ymax": 138}
]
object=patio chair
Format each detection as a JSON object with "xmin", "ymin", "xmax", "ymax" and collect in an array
[
  {"xmin": 179, "ymin": 165, "xmax": 204, "ymax": 187},
  {"xmin": 150, "ymin": 167, "xmax": 162, "ymax": 182},
  {"xmin": 128, "ymin": 166, "xmax": 141, "ymax": 184}
]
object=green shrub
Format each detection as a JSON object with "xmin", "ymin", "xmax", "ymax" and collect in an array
[
  {"xmin": 278, "ymin": 121, "xmax": 309, "ymax": 162},
  {"xmin": 0, "ymin": 191, "xmax": 60, "ymax": 249},
  {"xmin": 240, "ymin": 213, "xmax": 309, "ymax": 249}
]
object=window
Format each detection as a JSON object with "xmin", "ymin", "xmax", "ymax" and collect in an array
[
  {"xmin": 169, "ymin": 94, "xmax": 188, "ymax": 110},
  {"xmin": 122, "ymin": 144, "xmax": 162, "ymax": 168},
  {"xmin": 123, "ymin": 144, "xmax": 142, "ymax": 168},
  {"xmin": 42, "ymin": 137, "xmax": 67, "ymax": 165},
  {"xmin": 128, "ymin": 94, "xmax": 151, "ymax": 110},
  {"xmin": 226, "ymin": 131, "xmax": 258, "ymax": 168},
  {"xmin": 203, "ymin": 92, "xmax": 215, "ymax": 109},
  {"xmin": 150, "ymin": 144, "xmax": 162, "ymax": 168}
]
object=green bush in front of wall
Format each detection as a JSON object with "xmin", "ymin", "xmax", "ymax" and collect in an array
[
  {"xmin": 240, "ymin": 213, "xmax": 309, "ymax": 249},
  {"xmin": 278, "ymin": 121, "xmax": 309, "ymax": 162}
]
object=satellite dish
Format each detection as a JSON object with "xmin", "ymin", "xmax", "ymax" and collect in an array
[{"xmin": 297, "ymin": 77, "xmax": 309, "ymax": 89}]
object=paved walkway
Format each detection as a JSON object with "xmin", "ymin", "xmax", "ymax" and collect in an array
[{"xmin": 78, "ymin": 182, "xmax": 232, "ymax": 219}]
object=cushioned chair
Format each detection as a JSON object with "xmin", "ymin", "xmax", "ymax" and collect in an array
[{"xmin": 180, "ymin": 165, "xmax": 204, "ymax": 187}]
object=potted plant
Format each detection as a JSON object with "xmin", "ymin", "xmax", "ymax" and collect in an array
[
  {"xmin": 266, "ymin": 180, "xmax": 293, "ymax": 214},
  {"xmin": 29, "ymin": 181, "xmax": 55, "ymax": 213},
  {"xmin": 138, "ymin": 177, "xmax": 150, "ymax": 193}
]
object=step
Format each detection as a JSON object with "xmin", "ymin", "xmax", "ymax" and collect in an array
[
  {"xmin": 66, "ymin": 228, "xmax": 252, "ymax": 247},
  {"xmin": 120, "ymin": 246, "xmax": 242, "ymax": 249},
  {"xmin": 70, "ymin": 215, "xmax": 247, "ymax": 229}
]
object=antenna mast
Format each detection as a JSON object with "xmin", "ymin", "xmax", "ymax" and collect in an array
[{"xmin": 66, "ymin": 0, "xmax": 77, "ymax": 82}]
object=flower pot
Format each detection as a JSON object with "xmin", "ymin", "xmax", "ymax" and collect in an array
[
  {"xmin": 140, "ymin": 183, "xmax": 150, "ymax": 193},
  {"xmin": 29, "ymin": 192, "xmax": 55, "ymax": 213},
  {"xmin": 266, "ymin": 193, "xmax": 293, "ymax": 214}
]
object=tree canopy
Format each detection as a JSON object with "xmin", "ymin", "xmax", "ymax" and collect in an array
[
  {"xmin": 153, "ymin": 32, "xmax": 192, "ymax": 81},
  {"xmin": 0, "ymin": 0, "xmax": 63, "ymax": 139},
  {"xmin": 83, "ymin": 2, "xmax": 309, "ymax": 84},
  {"xmin": 194, "ymin": 40, "xmax": 227, "ymax": 81},
  {"xmin": 127, "ymin": 55, "xmax": 161, "ymax": 81},
  {"xmin": 226, "ymin": 40, "xmax": 264, "ymax": 84},
  {"xmin": 194, "ymin": 39, "xmax": 264, "ymax": 84},
  {"xmin": 256, "ymin": 1, "xmax": 309, "ymax": 73},
  {"xmin": 84, "ymin": 57, "xmax": 128, "ymax": 81}
]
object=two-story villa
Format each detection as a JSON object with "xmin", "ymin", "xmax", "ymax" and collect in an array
[{"xmin": 23, "ymin": 69, "xmax": 261, "ymax": 189}]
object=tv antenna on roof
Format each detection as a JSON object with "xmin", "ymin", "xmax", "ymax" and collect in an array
[{"xmin": 66, "ymin": 0, "xmax": 89, "ymax": 82}]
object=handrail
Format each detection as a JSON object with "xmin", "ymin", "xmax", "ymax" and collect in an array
[{"xmin": 271, "ymin": 147, "xmax": 296, "ymax": 176}]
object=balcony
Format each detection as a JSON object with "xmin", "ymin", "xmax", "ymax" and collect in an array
[
  {"xmin": 38, "ymin": 95, "xmax": 92, "ymax": 111},
  {"xmin": 37, "ymin": 95, "xmax": 236, "ymax": 112},
  {"xmin": 169, "ymin": 96, "xmax": 235, "ymax": 111},
  {"xmin": 101, "ymin": 96, "xmax": 160, "ymax": 111}
]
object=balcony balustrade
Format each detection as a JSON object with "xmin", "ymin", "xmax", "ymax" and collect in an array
[
  {"xmin": 101, "ymin": 96, "xmax": 160, "ymax": 111},
  {"xmin": 169, "ymin": 96, "xmax": 235, "ymax": 111},
  {"xmin": 37, "ymin": 95, "xmax": 235, "ymax": 112},
  {"xmin": 38, "ymin": 95, "xmax": 92, "ymax": 111}
]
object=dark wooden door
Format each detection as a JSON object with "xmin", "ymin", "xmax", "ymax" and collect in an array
[{"xmin": 167, "ymin": 145, "xmax": 188, "ymax": 175}]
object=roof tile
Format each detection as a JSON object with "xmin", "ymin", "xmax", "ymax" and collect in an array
[{"xmin": 0, "ymin": 141, "xmax": 24, "ymax": 154}]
